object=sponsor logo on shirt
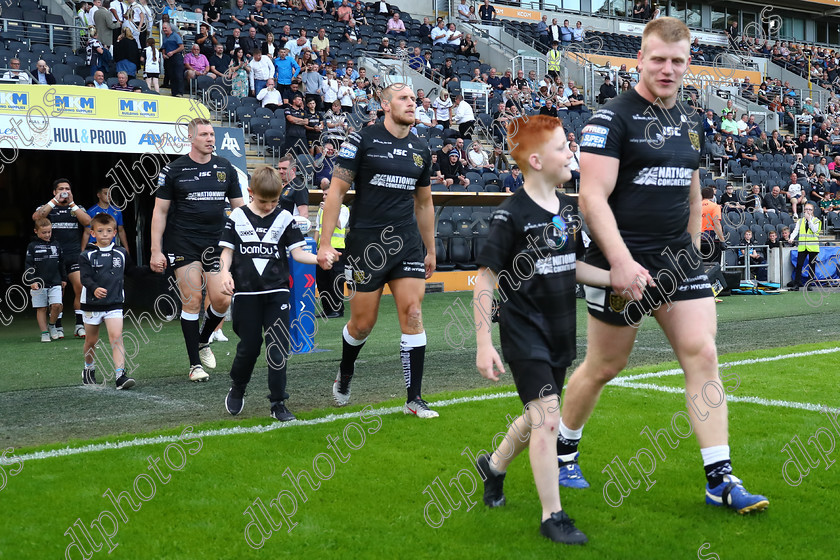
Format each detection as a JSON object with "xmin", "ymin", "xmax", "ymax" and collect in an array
[
  {"xmin": 413, "ymin": 153, "xmax": 424, "ymax": 167},
  {"xmin": 369, "ymin": 174, "xmax": 417, "ymax": 190},
  {"xmin": 632, "ymin": 167, "xmax": 694, "ymax": 187},
  {"xmin": 338, "ymin": 142, "xmax": 357, "ymax": 159},
  {"xmin": 580, "ymin": 124, "xmax": 609, "ymax": 149},
  {"xmin": 217, "ymin": 171, "xmax": 227, "ymax": 182}
]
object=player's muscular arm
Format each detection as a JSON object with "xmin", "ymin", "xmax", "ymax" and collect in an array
[
  {"xmin": 414, "ymin": 185, "xmax": 436, "ymax": 278},
  {"xmin": 688, "ymin": 171, "xmax": 702, "ymax": 249},
  {"xmin": 579, "ymin": 152, "xmax": 653, "ymax": 299},
  {"xmin": 317, "ymin": 166, "xmax": 354, "ymax": 269},
  {"xmin": 150, "ymin": 198, "xmax": 171, "ymax": 273}
]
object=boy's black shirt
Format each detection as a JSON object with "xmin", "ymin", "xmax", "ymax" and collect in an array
[
  {"xmin": 79, "ymin": 243, "xmax": 149, "ymax": 311},
  {"xmin": 25, "ymin": 238, "xmax": 66, "ymax": 286}
]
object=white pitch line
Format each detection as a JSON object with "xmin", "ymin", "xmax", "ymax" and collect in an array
[
  {"xmin": 610, "ymin": 380, "xmax": 840, "ymax": 414},
  {"xmin": 6, "ymin": 347, "xmax": 840, "ymax": 465},
  {"xmin": 2, "ymin": 391, "xmax": 519, "ymax": 465},
  {"xmin": 614, "ymin": 346, "xmax": 840, "ymax": 383}
]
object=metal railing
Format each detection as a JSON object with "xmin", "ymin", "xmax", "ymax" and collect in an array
[{"xmin": 0, "ymin": 18, "xmax": 84, "ymax": 52}]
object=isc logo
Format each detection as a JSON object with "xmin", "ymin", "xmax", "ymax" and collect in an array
[
  {"xmin": 393, "ymin": 148, "xmax": 407, "ymax": 156},
  {"xmin": 54, "ymin": 95, "xmax": 95, "ymax": 111},
  {"xmin": 119, "ymin": 99, "xmax": 158, "ymax": 116},
  {"xmin": 0, "ymin": 92, "xmax": 27, "ymax": 106}
]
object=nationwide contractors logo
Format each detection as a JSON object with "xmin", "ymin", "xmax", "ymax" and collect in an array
[{"xmin": 632, "ymin": 167, "xmax": 693, "ymax": 187}]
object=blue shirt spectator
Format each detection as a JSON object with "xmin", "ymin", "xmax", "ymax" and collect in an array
[
  {"xmin": 273, "ymin": 52, "xmax": 300, "ymax": 85},
  {"xmin": 504, "ymin": 167, "xmax": 523, "ymax": 193}
]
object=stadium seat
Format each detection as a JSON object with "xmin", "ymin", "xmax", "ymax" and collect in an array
[
  {"xmin": 750, "ymin": 225, "xmax": 766, "ymax": 245},
  {"xmin": 435, "ymin": 238, "xmax": 455, "ymax": 271},
  {"xmin": 449, "ymin": 237, "xmax": 475, "ymax": 269},
  {"xmin": 61, "ymin": 73, "xmax": 83, "ymax": 85},
  {"xmin": 264, "ymin": 128, "xmax": 285, "ymax": 160},
  {"xmin": 436, "ymin": 219, "xmax": 454, "ymax": 238}
]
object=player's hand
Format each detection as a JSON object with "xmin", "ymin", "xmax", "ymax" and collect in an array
[
  {"xmin": 31, "ymin": 283, "xmax": 40, "ymax": 290},
  {"xmin": 94, "ymin": 287, "xmax": 107, "ymax": 298},
  {"xmin": 476, "ymin": 345, "xmax": 505, "ymax": 381},
  {"xmin": 424, "ymin": 252, "xmax": 436, "ymax": 279},
  {"xmin": 61, "ymin": 281, "xmax": 67, "ymax": 288},
  {"xmin": 221, "ymin": 273, "xmax": 235, "ymax": 296},
  {"xmin": 611, "ymin": 258, "xmax": 654, "ymax": 301},
  {"xmin": 150, "ymin": 250, "xmax": 167, "ymax": 273},
  {"xmin": 317, "ymin": 245, "xmax": 341, "ymax": 270}
]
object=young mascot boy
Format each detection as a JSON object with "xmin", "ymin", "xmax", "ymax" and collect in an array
[
  {"xmin": 472, "ymin": 115, "xmax": 610, "ymax": 545},
  {"xmin": 79, "ymin": 213, "xmax": 149, "ymax": 388},
  {"xmin": 26, "ymin": 218, "xmax": 67, "ymax": 342},
  {"xmin": 219, "ymin": 165, "xmax": 318, "ymax": 421}
]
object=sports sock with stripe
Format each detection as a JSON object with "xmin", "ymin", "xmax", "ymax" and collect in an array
[
  {"xmin": 401, "ymin": 331, "xmax": 426, "ymax": 403},
  {"xmin": 557, "ymin": 418, "xmax": 583, "ymax": 463},
  {"xmin": 338, "ymin": 325, "xmax": 367, "ymax": 392},
  {"xmin": 702, "ymin": 445, "xmax": 732, "ymax": 487},
  {"xmin": 199, "ymin": 305, "xmax": 226, "ymax": 344},
  {"xmin": 181, "ymin": 311, "xmax": 201, "ymax": 367}
]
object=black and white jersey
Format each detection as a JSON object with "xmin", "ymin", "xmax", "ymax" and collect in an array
[
  {"xmin": 156, "ymin": 154, "xmax": 240, "ymax": 240},
  {"xmin": 219, "ymin": 206, "xmax": 306, "ymax": 294},
  {"xmin": 79, "ymin": 244, "xmax": 143, "ymax": 311},
  {"xmin": 36, "ymin": 205, "xmax": 82, "ymax": 256},
  {"xmin": 579, "ymin": 89, "xmax": 704, "ymax": 255},
  {"xmin": 284, "ymin": 106, "xmax": 307, "ymax": 138},
  {"xmin": 336, "ymin": 123, "xmax": 432, "ymax": 230},
  {"xmin": 476, "ymin": 190, "xmax": 584, "ymax": 367},
  {"xmin": 25, "ymin": 239, "xmax": 66, "ymax": 286}
]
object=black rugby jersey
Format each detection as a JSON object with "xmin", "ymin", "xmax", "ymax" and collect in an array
[
  {"xmin": 156, "ymin": 154, "xmax": 240, "ymax": 240},
  {"xmin": 579, "ymin": 89, "xmax": 704, "ymax": 254},
  {"xmin": 279, "ymin": 182, "xmax": 309, "ymax": 214},
  {"xmin": 336, "ymin": 124, "xmax": 432, "ymax": 230},
  {"xmin": 79, "ymin": 244, "xmax": 145, "ymax": 311},
  {"xmin": 219, "ymin": 206, "xmax": 306, "ymax": 294},
  {"xmin": 25, "ymin": 239, "xmax": 66, "ymax": 286},
  {"xmin": 36, "ymin": 205, "xmax": 82, "ymax": 255},
  {"xmin": 476, "ymin": 190, "xmax": 584, "ymax": 367}
]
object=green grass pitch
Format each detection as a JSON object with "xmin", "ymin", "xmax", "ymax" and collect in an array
[{"xmin": 0, "ymin": 292, "xmax": 839, "ymax": 559}]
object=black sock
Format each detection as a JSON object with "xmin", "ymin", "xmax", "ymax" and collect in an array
[
  {"xmin": 75, "ymin": 311, "xmax": 84, "ymax": 327},
  {"xmin": 401, "ymin": 332, "xmax": 426, "ymax": 402},
  {"xmin": 556, "ymin": 435, "xmax": 580, "ymax": 463},
  {"xmin": 55, "ymin": 316, "xmax": 62, "ymax": 329},
  {"xmin": 338, "ymin": 325, "xmax": 366, "ymax": 392},
  {"xmin": 704, "ymin": 460, "xmax": 733, "ymax": 488},
  {"xmin": 181, "ymin": 316, "xmax": 201, "ymax": 367},
  {"xmin": 199, "ymin": 305, "xmax": 226, "ymax": 344}
]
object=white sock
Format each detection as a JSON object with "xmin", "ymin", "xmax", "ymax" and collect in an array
[
  {"xmin": 559, "ymin": 418, "xmax": 583, "ymax": 440},
  {"xmin": 700, "ymin": 445, "xmax": 730, "ymax": 466},
  {"xmin": 342, "ymin": 324, "xmax": 367, "ymax": 346}
]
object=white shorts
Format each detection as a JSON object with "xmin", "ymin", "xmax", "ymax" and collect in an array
[
  {"xmin": 83, "ymin": 309, "xmax": 123, "ymax": 325},
  {"xmin": 31, "ymin": 285, "xmax": 62, "ymax": 308}
]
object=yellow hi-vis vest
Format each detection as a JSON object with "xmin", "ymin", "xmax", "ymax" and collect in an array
[
  {"xmin": 796, "ymin": 216, "xmax": 821, "ymax": 252},
  {"xmin": 316, "ymin": 206, "xmax": 347, "ymax": 249},
  {"xmin": 547, "ymin": 49, "xmax": 562, "ymax": 72}
]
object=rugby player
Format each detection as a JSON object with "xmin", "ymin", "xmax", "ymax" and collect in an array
[
  {"xmin": 150, "ymin": 118, "xmax": 244, "ymax": 382},
  {"xmin": 556, "ymin": 17, "xmax": 769, "ymax": 514},
  {"xmin": 317, "ymin": 83, "xmax": 439, "ymax": 418}
]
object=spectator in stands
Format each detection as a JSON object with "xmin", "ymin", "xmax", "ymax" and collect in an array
[
  {"xmin": 568, "ymin": 86, "xmax": 585, "ymax": 113},
  {"xmin": 539, "ymin": 97, "xmax": 558, "ymax": 118},
  {"xmin": 225, "ymin": 48, "xmax": 249, "ymax": 98},
  {"xmin": 811, "ymin": 175, "xmax": 829, "ymax": 203},
  {"xmin": 299, "ymin": 62, "xmax": 323, "ymax": 110},
  {"xmin": 303, "ymin": 98, "xmax": 324, "ymax": 155},
  {"xmin": 433, "ymin": 90, "xmax": 453, "ymax": 129},
  {"xmin": 820, "ymin": 192, "xmax": 836, "ymax": 216},
  {"xmin": 739, "ymin": 230, "xmax": 766, "ymax": 280},
  {"xmin": 337, "ymin": 59, "xmax": 358, "ymax": 81},
  {"xmin": 258, "ymin": 32, "xmax": 277, "ymax": 58},
  {"xmin": 597, "ymin": 77, "xmax": 616, "ymax": 104},
  {"xmin": 414, "ymin": 97, "xmax": 440, "ymax": 131},
  {"xmin": 720, "ymin": 184, "xmax": 744, "ymax": 212},
  {"xmin": 256, "ymin": 77, "xmax": 282, "ymax": 111},
  {"xmin": 460, "ymin": 34, "xmax": 478, "ymax": 58},
  {"xmin": 90, "ymin": 69, "xmax": 108, "ymax": 89},
  {"xmin": 446, "ymin": 23, "xmax": 463, "ymax": 51},
  {"xmin": 207, "ymin": 43, "xmax": 230, "ymax": 81},
  {"xmin": 352, "ymin": 0, "xmax": 368, "ymax": 23},
  {"xmin": 230, "ymin": 0, "xmax": 249, "ymax": 27},
  {"xmin": 754, "ymin": 131, "xmax": 770, "ymax": 154},
  {"xmin": 324, "ymin": 99, "xmax": 348, "ymax": 143},
  {"xmin": 386, "ymin": 12, "xmax": 407, "ymax": 36},
  {"xmin": 194, "ymin": 24, "xmax": 218, "ymax": 59},
  {"xmin": 452, "ymin": 94, "xmax": 475, "ymax": 138},
  {"xmin": 573, "ymin": 21, "xmax": 585, "ymax": 43},
  {"xmin": 631, "ymin": 0, "xmax": 646, "ymax": 22},
  {"xmin": 829, "ymin": 155, "xmax": 840, "ymax": 181},
  {"xmin": 763, "ymin": 185, "xmax": 786, "ymax": 214},
  {"xmin": 408, "ymin": 47, "xmax": 425, "ymax": 72},
  {"xmin": 619, "ymin": 80, "xmax": 631, "ymax": 94},
  {"xmin": 536, "ymin": 15, "xmax": 549, "ymax": 44},
  {"xmin": 490, "ymin": 145, "xmax": 509, "ymax": 172},
  {"xmin": 707, "ymin": 133, "xmax": 728, "ymax": 175},
  {"xmin": 769, "ymin": 130, "xmax": 785, "ymax": 154},
  {"xmin": 441, "ymin": 150, "xmax": 470, "ymax": 187},
  {"xmin": 303, "ymin": 0, "xmax": 325, "ymax": 12},
  {"xmin": 805, "ymin": 133, "xmax": 826, "ymax": 158},
  {"xmin": 336, "ymin": 0, "xmax": 352, "ymax": 22},
  {"xmin": 781, "ymin": 98, "xmax": 796, "ymax": 129},
  {"xmin": 743, "ymin": 183, "xmax": 763, "ymax": 212},
  {"xmin": 30, "ymin": 60, "xmax": 56, "ymax": 86},
  {"xmin": 468, "ymin": 142, "xmax": 492, "ymax": 175},
  {"xmin": 177, "ymin": 43, "xmax": 208, "ymax": 85},
  {"xmin": 273, "ymin": 49, "xmax": 300, "ymax": 99},
  {"xmin": 735, "ymin": 113, "xmax": 750, "ymax": 137},
  {"xmin": 337, "ymin": 76, "xmax": 354, "ymax": 112},
  {"xmin": 740, "ymin": 76, "xmax": 755, "ymax": 101},
  {"xmin": 568, "ymin": 141, "xmax": 580, "ymax": 183},
  {"xmin": 486, "ymin": 67, "xmax": 503, "ymax": 92},
  {"xmin": 559, "ymin": 19, "xmax": 573, "ymax": 46},
  {"xmin": 547, "ymin": 41, "xmax": 562, "ymax": 79},
  {"xmin": 726, "ymin": 20, "xmax": 739, "ymax": 49},
  {"xmin": 344, "ymin": 19, "xmax": 361, "ymax": 43},
  {"xmin": 479, "ymin": 0, "xmax": 495, "ymax": 22},
  {"xmin": 721, "ymin": 113, "xmax": 738, "ymax": 137},
  {"xmin": 786, "ymin": 172, "xmax": 804, "ymax": 218},
  {"xmin": 429, "ymin": 153, "xmax": 448, "ymax": 188},
  {"xmin": 226, "ymin": 27, "xmax": 242, "ymax": 56},
  {"xmin": 248, "ymin": 49, "xmax": 274, "ymax": 95},
  {"xmin": 417, "ymin": 17, "xmax": 433, "ymax": 43},
  {"xmin": 816, "ymin": 156, "xmax": 830, "ymax": 179},
  {"xmin": 745, "ymin": 115, "xmax": 761, "ymax": 137},
  {"xmin": 203, "ymin": 0, "xmax": 221, "ymax": 23},
  {"xmin": 724, "ymin": 135, "xmax": 738, "ymax": 161},
  {"xmin": 690, "ymin": 38, "xmax": 705, "ymax": 62},
  {"xmin": 431, "ymin": 20, "xmax": 448, "ymax": 46},
  {"xmin": 109, "ymin": 70, "xmax": 131, "ymax": 91},
  {"xmin": 93, "ymin": 1, "xmax": 119, "ymax": 49},
  {"xmin": 240, "ymin": 27, "xmax": 260, "ymax": 59},
  {"xmin": 700, "ymin": 186, "xmax": 725, "ymax": 261},
  {"xmin": 378, "ymin": 37, "xmax": 395, "ymax": 55},
  {"xmin": 3, "ymin": 58, "xmax": 32, "ymax": 84},
  {"xmin": 504, "ymin": 165, "xmax": 523, "ymax": 193},
  {"xmin": 311, "ymin": 28, "xmax": 330, "ymax": 63}
]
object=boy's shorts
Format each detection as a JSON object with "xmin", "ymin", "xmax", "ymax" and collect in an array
[
  {"xmin": 31, "ymin": 285, "xmax": 62, "ymax": 308},
  {"xmin": 83, "ymin": 309, "xmax": 123, "ymax": 325},
  {"xmin": 509, "ymin": 360, "xmax": 567, "ymax": 405}
]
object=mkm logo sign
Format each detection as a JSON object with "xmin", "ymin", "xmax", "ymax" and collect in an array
[
  {"xmin": 119, "ymin": 99, "xmax": 158, "ymax": 118},
  {"xmin": 0, "ymin": 92, "xmax": 28, "ymax": 110},
  {"xmin": 53, "ymin": 95, "xmax": 95, "ymax": 115}
]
